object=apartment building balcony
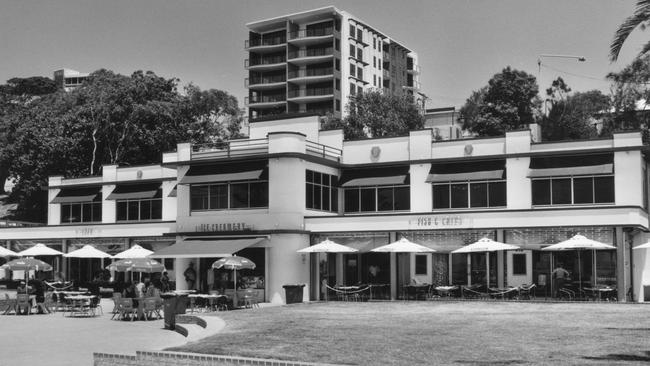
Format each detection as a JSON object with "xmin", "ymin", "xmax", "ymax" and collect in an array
[
  {"xmin": 245, "ymin": 37, "xmax": 286, "ymax": 54},
  {"xmin": 287, "ymin": 27, "xmax": 335, "ymax": 46},
  {"xmin": 245, "ymin": 75, "xmax": 287, "ymax": 90},
  {"xmin": 407, "ymin": 64, "xmax": 420, "ymax": 74},
  {"xmin": 245, "ymin": 94, "xmax": 287, "ymax": 109},
  {"xmin": 382, "ymin": 51, "xmax": 390, "ymax": 60},
  {"xmin": 287, "ymin": 87, "xmax": 334, "ymax": 103},
  {"xmin": 287, "ymin": 68, "xmax": 334, "ymax": 84},
  {"xmin": 245, "ymin": 56, "xmax": 287, "ymax": 71},
  {"xmin": 402, "ymin": 80, "xmax": 421, "ymax": 90},
  {"xmin": 383, "ymin": 69, "xmax": 391, "ymax": 79},
  {"xmin": 190, "ymin": 138, "xmax": 341, "ymax": 162},
  {"xmin": 287, "ymin": 48, "xmax": 334, "ymax": 65}
]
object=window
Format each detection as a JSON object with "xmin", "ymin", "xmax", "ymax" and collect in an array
[
  {"xmin": 344, "ymin": 186, "xmax": 410, "ymax": 213},
  {"xmin": 336, "ymin": 99, "xmax": 341, "ymax": 111},
  {"xmin": 373, "ymin": 56, "xmax": 376, "ymax": 68},
  {"xmin": 373, "ymin": 75, "xmax": 376, "ymax": 86},
  {"xmin": 357, "ymin": 28, "xmax": 363, "ymax": 41},
  {"xmin": 357, "ymin": 67, "xmax": 363, "ymax": 79},
  {"xmin": 335, "ymin": 39, "xmax": 340, "ymax": 51},
  {"xmin": 349, "ymin": 44, "xmax": 355, "ymax": 56},
  {"xmin": 335, "ymin": 58, "xmax": 340, "ymax": 71},
  {"xmin": 357, "ymin": 48, "xmax": 363, "ymax": 60},
  {"xmin": 357, "ymin": 86, "xmax": 363, "ymax": 95},
  {"xmin": 61, "ymin": 201, "xmax": 102, "ymax": 223},
  {"xmin": 433, "ymin": 181, "xmax": 506, "ymax": 209},
  {"xmin": 190, "ymin": 181, "xmax": 268, "ymax": 210},
  {"xmin": 350, "ymin": 83, "xmax": 356, "ymax": 95},
  {"xmin": 306, "ymin": 170, "xmax": 338, "ymax": 212},
  {"xmin": 349, "ymin": 63, "xmax": 355, "ymax": 77},
  {"xmin": 373, "ymin": 37, "xmax": 376, "ymax": 49},
  {"xmin": 116, "ymin": 198, "xmax": 162, "ymax": 221},
  {"xmin": 349, "ymin": 24, "xmax": 355, "ymax": 36},
  {"xmin": 531, "ymin": 176, "xmax": 614, "ymax": 206},
  {"xmin": 415, "ymin": 255, "xmax": 427, "ymax": 275},
  {"xmin": 512, "ymin": 253, "xmax": 527, "ymax": 275},
  {"xmin": 335, "ymin": 78, "xmax": 340, "ymax": 90}
]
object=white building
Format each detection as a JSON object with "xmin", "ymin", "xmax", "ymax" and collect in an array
[{"xmin": 53, "ymin": 68, "xmax": 89, "ymax": 91}]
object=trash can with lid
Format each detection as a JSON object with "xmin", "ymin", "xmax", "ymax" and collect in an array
[
  {"xmin": 283, "ymin": 284, "xmax": 305, "ymax": 304},
  {"xmin": 161, "ymin": 294, "xmax": 178, "ymax": 330}
]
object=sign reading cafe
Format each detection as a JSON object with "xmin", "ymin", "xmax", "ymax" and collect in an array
[
  {"xmin": 196, "ymin": 222, "xmax": 249, "ymax": 232},
  {"xmin": 409, "ymin": 215, "xmax": 463, "ymax": 228}
]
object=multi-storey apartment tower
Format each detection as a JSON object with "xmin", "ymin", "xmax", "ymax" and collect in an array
[{"xmin": 245, "ymin": 6, "xmax": 420, "ymax": 121}]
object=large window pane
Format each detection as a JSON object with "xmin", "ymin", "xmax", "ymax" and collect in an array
[
  {"xmin": 212, "ymin": 184, "xmax": 228, "ymax": 209},
  {"xmin": 116, "ymin": 201, "xmax": 127, "ymax": 221},
  {"xmin": 306, "ymin": 170, "xmax": 313, "ymax": 183},
  {"xmin": 512, "ymin": 253, "xmax": 527, "ymax": 275},
  {"xmin": 61, "ymin": 205, "xmax": 71, "ymax": 223},
  {"xmin": 470, "ymin": 182, "xmax": 488, "ymax": 208},
  {"xmin": 314, "ymin": 185, "xmax": 322, "ymax": 210},
  {"xmin": 91, "ymin": 202, "xmax": 102, "ymax": 222},
  {"xmin": 249, "ymin": 182, "xmax": 268, "ymax": 208},
  {"xmin": 127, "ymin": 201, "xmax": 139, "ymax": 220},
  {"xmin": 306, "ymin": 183, "xmax": 314, "ymax": 209},
  {"xmin": 394, "ymin": 186, "xmax": 410, "ymax": 211},
  {"xmin": 230, "ymin": 183, "xmax": 249, "ymax": 208},
  {"xmin": 190, "ymin": 185, "xmax": 209, "ymax": 210},
  {"xmin": 594, "ymin": 176, "xmax": 615, "ymax": 203},
  {"xmin": 323, "ymin": 186, "xmax": 330, "ymax": 211},
  {"xmin": 139, "ymin": 200, "xmax": 151, "ymax": 220},
  {"xmin": 415, "ymin": 255, "xmax": 427, "ymax": 275},
  {"xmin": 532, "ymin": 179, "xmax": 550, "ymax": 205},
  {"xmin": 151, "ymin": 199, "xmax": 162, "ymax": 219},
  {"xmin": 450, "ymin": 183, "xmax": 468, "ymax": 208},
  {"xmin": 331, "ymin": 188, "xmax": 338, "ymax": 212},
  {"xmin": 82, "ymin": 203, "xmax": 92, "ymax": 222},
  {"xmin": 344, "ymin": 188, "xmax": 359, "ymax": 212},
  {"xmin": 551, "ymin": 178, "xmax": 571, "ymax": 205},
  {"xmin": 488, "ymin": 181, "xmax": 506, "ymax": 207},
  {"xmin": 360, "ymin": 188, "xmax": 376, "ymax": 212},
  {"xmin": 573, "ymin": 177, "xmax": 594, "ymax": 204},
  {"xmin": 433, "ymin": 185, "xmax": 450, "ymax": 209},
  {"xmin": 70, "ymin": 203, "xmax": 81, "ymax": 223},
  {"xmin": 377, "ymin": 187, "xmax": 393, "ymax": 211}
]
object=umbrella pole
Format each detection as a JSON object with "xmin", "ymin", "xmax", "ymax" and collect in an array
[
  {"xmin": 486, "ymin": 252, "xmax": 490, "ymax": 289},
  {"xmin": 578, "ymin": 250, "xmax": 582, "ymax": 294},
  {"xmin": 233, "ymin": 269, "xmax": 237, "ymax": 308}
]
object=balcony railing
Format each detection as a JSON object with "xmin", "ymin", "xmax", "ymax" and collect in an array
[
  {"xmin": 287, "ymin": 87, "xmax": 334, "ymax": 98},
  {"xmin": 246, "ymin": 75, "xmax": 286, "ymax": 87},
  {"xmin": 288, "ymin": 48, "xmax": 334, "ymax": 60},
  {"xmin": 306, "ymin": 140, "xmax": 342, "ymax": 161},
  {"xmin": 246, "ymin": 95, "xmax": 286, "ymax": 104},
  {"xmin": 383, "ymin": 69, "xmax": 391, "ymax": 79},
  {"xmin": 191, "ymin": 138, "xmax": 341, "ymax": 162},
  {"xmin": 245, "ymin": 37, "xmax": 286, "ymax": 48},
  {"xmin": 245, "ymin": 56, "xmax": 287, "ymax": 67},
  {"xmin": 288, "ymin": 67, "xmax": 334, "ymax": 79},
  {"xmin": 407, "ymin": 64, "xmax": 421, "ymax": 74},
  {"xmin": 288, "ymin": 27, "xmax": 334, "ymax": 40}
]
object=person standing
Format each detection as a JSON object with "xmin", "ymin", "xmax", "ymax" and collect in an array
[
  {"xmin": 160, "ymin": 271, "xmax": 171, "ymax": 292},
  {"xmin": 552, "ymin": 263, "xmax": 570, "ymax": 297},
  {"xmin": 184, "ymin": 262, "xmax": 197, "ymax": 290}
]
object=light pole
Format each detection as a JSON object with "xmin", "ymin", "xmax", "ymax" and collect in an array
[{"xmin": 537, "ymin": 54, "xmax": 586, "ymax": 114}]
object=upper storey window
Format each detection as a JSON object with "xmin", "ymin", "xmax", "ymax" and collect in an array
[
  {"xmin": 306, "ymin": 170, "xmax": 338, "ymax": 212},
  {"xmin": 52, "ymin": 186, "xmax": 102, "ymax": 223},
  {"xmin": 183, "ymin": 161, "xmax": 269, "ymax": 211},
  {"xmin": 529, "ymin": 153, "xmax": 614, "ymax": 206},
  {"xmin": 428, "ymin": 160, "xmax": 507, "ymax": 209},
  {"xmin": 341, "ymin": 166, "xmax": 410, "ymax": 213},
  {"xmin": 107, "ymin": 183, "xmax": 163, "ymax": 222}
]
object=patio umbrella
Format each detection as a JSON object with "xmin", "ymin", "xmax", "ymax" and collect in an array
[
  {"xmin": 452, "ymin": 238, "xmax": 520, "ymax": 288},
  {"xmin": 65, "ymin": 245, "xmax": 112, "ymax": 283},
  {"xmin": 112, "ymin": 244, "xmax": 153, "ymax": 259},
  {"xmin": 632, "ymin": 241, "xmax": 650, "ymax": 250},
  {"xmin": 297, "ymin": 239, "xmax": 358, "ymax": 253},
  {"xmin": 542, "ymin": 234, "xmax": 616, "ymax": 292},
  {"xmin": 18, "ymin": 243, "xmax": 63, "ymax": 256},
  {"xmin": 370, "ymin": 237, "xmax": 436, "ymax": 253},
  {"xmin": 212, "ymin": 256, "xmax": 256, "ymax": 308},
  {"xmin": 0, "ymin": 246, "xmax": 19, "ymax": 257},
  {"xmin": 1, "ymin": 258, "xmax": 53, "ymax": 293},
  {"xmin": 107, "ymin": 258, "xmax": 165, "ymax": 273}
]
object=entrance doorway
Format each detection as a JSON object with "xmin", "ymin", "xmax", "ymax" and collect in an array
[{"xmin": 507, "ymin": 250, "xmax": 532, "ymax": 287}]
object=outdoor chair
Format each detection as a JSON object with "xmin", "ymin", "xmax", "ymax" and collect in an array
[
  {"xmin": 215, "ymin": 295, "xmax": 229, "ymax": 311},
  {"xmin": 111, "ymin": 293, "xmax": 122, "ymax": 318},
  {"xmin": 117, "ymin": 298, "xmax": 137, "ymax": 321},
  {"xmin": 2, "ymin": 293, "xmax": 16, "ymax": 315},
  {"xmin": 143, "ymin": 298, "xmax": 161, "ymax": 320},
  {"xmin": 242, "ymin": 290, "xmax": 259, "ymax": 308},
  {"xmin": 517, "ymin": 284, "xmax": 536, "ymax": 300},
  {"xmin": 89, "ymin": 296, "xmax": 103, "ymax": 316},
  {"xmin": 16, "ymin": 294, "xmax": 32, "ymax": 315}
]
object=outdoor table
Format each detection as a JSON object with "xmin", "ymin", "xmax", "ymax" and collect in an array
[
  {"xmin": 583, "ymin": 286, "xmax": 615, "ymax": 301},
  {"xmin": 435, "ymin": 286, "xmax": 458, "ymax": 297},
  {"xmin": 403, "ymin": 284, "xmax": 430, "ymax": 300},
  {"xmin": 65, "ymin": 295, "xmax": 95, "ymax": 317},
  {"xmin": 367, "ymin": 284, "xmax": 389, "ymax": 300},
  {"xmin": 488, "ymin": 287, "xmax": 519, "ymax": 299}
]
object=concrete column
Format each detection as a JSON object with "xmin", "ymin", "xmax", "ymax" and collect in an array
[
  {"xmin": 175, "ymin": 257, "xmax": 191, "ymax": 291},
  {"xmin": 616, "ymin": 227, "xmax": 628, "ymax": 302},
  {"xmin": 390, "ymin": 252, "xmax": 397, "ymax": 300},
  {"xmin": 61, "ymin": 239, "xmax": 67, "ymax": 281},
  {"xmin": 497, "ymin": 229, "xmax": 505, "ymax": 287},
  {"xmin": 336, "ymin": 254, "xmax": 344, "ymax": 286}
]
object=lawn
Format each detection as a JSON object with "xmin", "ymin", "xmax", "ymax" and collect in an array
[{"xmin": 170, "ymin": 301, "xmax": 650, "ymax": 365}]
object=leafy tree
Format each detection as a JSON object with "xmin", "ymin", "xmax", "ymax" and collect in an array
[
  {"xmin": 5, "ymin": 76, "xmax": 58, "ymax": 96},
  {"xmin": 603, "ymin": 54, "xmax": 650, "ymax": 136},
  {"xmin": 610, "ymin": 0, "xmax": 650, "ymax": 61},
  {"xmin": 460, "ymin": 67, "xmax": 540, "ymax": 136},
  {"xmin": 182, "ymin": 84, "xmax": 244, "ymax": 144},
  {"xmin": 341, "ymin": 90, "xmax": 424, "ymax": 139},
  {"xmin": 541, "ymin": 88, "xmax": 609, "ymax": 141}
]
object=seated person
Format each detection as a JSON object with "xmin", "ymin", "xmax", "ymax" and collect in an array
[
  {"xmin": 122, "ymin": 282, "xmax": 139, "ymax": 307},
  {"xmin": 145, "ymin": 282, "xmax": 160, "ymax": 298}
]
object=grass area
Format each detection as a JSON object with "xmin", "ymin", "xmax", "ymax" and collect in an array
[{"xmin": 170, "ymin": 301, "xmax": 650, "ymax": 365}]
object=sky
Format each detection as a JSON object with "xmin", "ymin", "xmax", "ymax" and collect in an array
[{"xmin": 0, "ymin": 0, "xmax": 646, "ymax": 109}]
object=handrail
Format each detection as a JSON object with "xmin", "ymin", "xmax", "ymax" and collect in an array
[
  {"xmin": 287, "ymin": 87, "xmax": 334, "ymax": 98},
  {"xmin": 288, "ymin": 68, "xmax": 334, "ymax": 79},
  {"xmin": 288, "ymin": 27, "xmax": 334, "ymax": 40},
  {"xmin": 288, "ymin": 48, "xmax": 334, "ymax": 60},
  {"xmin": 191, "ymin": 139, "xmax": 269, "ymax": 159}
]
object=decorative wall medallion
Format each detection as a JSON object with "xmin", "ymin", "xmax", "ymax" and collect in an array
[
  {"xmin": 464, "ymin": 144, "xmax": 473, "ymax": 156},
  {"xmin": 370, "ymin": 146, "xmax": 381, "ymax": 161},
  {"xmin": 137, "ymin": 170, "xmax": 143, "ymax": 179}
]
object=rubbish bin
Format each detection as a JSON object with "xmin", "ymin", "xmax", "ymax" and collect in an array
[
  {"xmin": 161, "ymin": 294, "xmax": 178, "ymax": 330},
  {"xmin": 175, "ymin": 294, "xmax": 188, "ymax": 314},
  {"xmin": 283, "ymin": 284, "xmax": 305, "ymax": 304}
]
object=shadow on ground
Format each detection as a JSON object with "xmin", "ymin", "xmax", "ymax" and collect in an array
[{"xmin": 583, "ymin": 350, "xmax": 650, "ymax": 362}]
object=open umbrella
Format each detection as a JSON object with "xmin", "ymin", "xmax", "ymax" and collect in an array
[
  {"xmin": 112, "ymin": 244, "xmax": 153, "ymax": 259},
  {"xmin": 0, "ymin": 246, "xmax": 19, "ymax": 257},
  {"xmin": 632, "ymin": 241, "xmax": 650, "ymax": 250},
  {"xmin": 297, "ymin": 239, "xmax": 358, "ymax": 253},
  {"xmin": 371, "ymin": 237, "xmax": 435, "ymax": 253},
  {"xmin": 452, "ymin": 238, "xmax": 520, "ymax": 288},
  {"xmin": 18, "ymin": 243, "xmax": 63, "ymax": 256},
  {"xmin": 542, "ymin": 234, "xmax": 616, "ymax": 292},
  {"xmin": 107, "ymin": 258, "xmax": 165, "ymax": 273},
  {"xmin": 64, "ymin": 245, "xmax": 111, "ymax": 259},
  {"xmin": 212, "ymin": 256, "xmax": 256, "ymax": 308},
  {"xmin": 1, "ymin": 258, "xmax": 53, "ymax": 293}
]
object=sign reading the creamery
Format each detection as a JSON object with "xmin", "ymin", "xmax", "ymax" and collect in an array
[
  {"xmin": 410, "ymin": 216, "xmax": 462, "ymax": 228},
  {"xmin": 196, "ymin": 222, "xmax": 249, "ymax": 232}
]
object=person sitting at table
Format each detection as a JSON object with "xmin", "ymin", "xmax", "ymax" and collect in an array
[
  {"xmin": 145, "ymin": 281, "xmax": 160, "ymax": 298},
  {"xmin": 17, "ymin": 281, "xmax": 27, "ymax": 293},
  {"xmin": 122, "ymin": 282, "xmax": 139, "ymax": 307},
  {"xmin": 135, "ymin": 278, "xmax": 146, "ymax": 298},
  {"xmin": 28, "ymin": 277, "xmax": 46, "ymax": 314}
]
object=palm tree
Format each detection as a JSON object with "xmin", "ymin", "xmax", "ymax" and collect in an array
[{"xmin": 610, "ymin": 0, "xmax": 650, "ymax": 61}]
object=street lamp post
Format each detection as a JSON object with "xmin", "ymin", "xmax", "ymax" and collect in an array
[{"xmin": 537, "ymin": 54, "xmax": 586, "ymax": 114}]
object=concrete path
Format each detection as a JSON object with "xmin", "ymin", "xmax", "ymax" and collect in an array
[{"xmin": 0, "ymin": 299, "xmax": 189, "ymax": 366}]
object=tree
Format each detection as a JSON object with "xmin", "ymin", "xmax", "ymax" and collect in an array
[
  {"xmin": 460, "ymin": 67, "xmax": 540, "ymax": 136},
  {"xmin": 610, "ymin": 0, "xmax": 650, "ymax": 61},
  {"xmin": 603, "ymin": 54, "xmax": 650, "ymax": 136},
  {"xmin": 341, "ymin": 90, "xmax": 424, "ymax": 139},
  {"xmin": 541, "ymin": 89, "xmax": 609, "ymax": 141}
]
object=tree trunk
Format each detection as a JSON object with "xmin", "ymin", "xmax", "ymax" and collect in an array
[{"xmin": 90, "ymin": 127, "xmax": 98, "ymax": 175}]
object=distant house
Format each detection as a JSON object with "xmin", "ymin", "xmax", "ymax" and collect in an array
[
  {"xmin": 423, "ymin": 107, "xmax": 467, "ymax": 140},
  {"xmin": 53, "ymin": 68, "xmax": 89, "ymax": 91}
]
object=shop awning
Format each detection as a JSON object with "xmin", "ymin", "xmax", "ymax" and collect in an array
[
  {"xmin": 179, "ymin": 161, "xmax": 268, "ymax": 185},
  {"xmin": 149, "ymin": 238, "xmax": 264, "ymax": 258},
  {"xmin": 50, "ymin": 186, "xmax": 101, "ymax": 204},
  {"xmin": 339, "ymin": 166, "xmax": 410, "ymax": 187},
  {"xmin": 528, "ymin": 153, "xmax": 613, "ymax": 177},
  {"xmin": 106, "ymin": 182, "xmax": 162, "ymax": 200},
  {"xmin": 426, "ymin": 160, "xmax": 505, "ymax": 182}
]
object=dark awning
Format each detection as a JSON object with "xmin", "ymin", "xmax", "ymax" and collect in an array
[
  {"xmin": 106, "ymin": 182, "xmax": 162, "ymax": 200},
  {"xmin": 179, "ymin": 161, "xmax": 268, "ymax": 185},
  {"xmin": 50, "ymin": 186, "xmax": 101, "ymax": 204},
  {"xmin": 339, "ymin": 166, "xmax": 410, "ymax": 187},
  {"xmin": 528, "ymin": 153, "xmax": 613, "ymax": 177},
  {"xmin": 427, "ymin": 160, "xmax": 505, "ymax": 182},
  {"xmin": 149, "ymin": 238, "xmax": 265, "ymax": 258}
]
